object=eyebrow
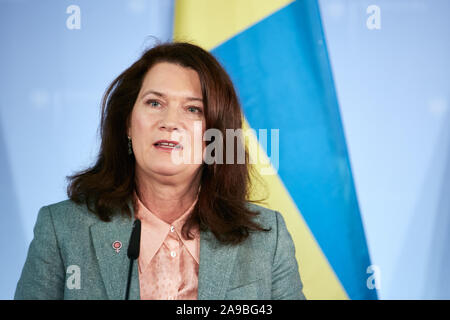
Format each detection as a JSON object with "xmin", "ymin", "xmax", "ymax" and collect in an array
[{"xmin": 141, "ymin": 90, "xmax": 203, "ymax": 103}]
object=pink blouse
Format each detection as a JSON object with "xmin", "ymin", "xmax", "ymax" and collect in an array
[{"xmin": 133, "ymin": 192, "xmax": 200, "ymax": 300}]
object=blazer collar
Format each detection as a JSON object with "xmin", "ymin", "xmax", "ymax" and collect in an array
[
  {"xmin": 89, "ymin": 199, "xmax": 140, "ymax": 300},
  {"xmin": 90, "ymin": 198, "xmax": 238, "ymax": 300}
]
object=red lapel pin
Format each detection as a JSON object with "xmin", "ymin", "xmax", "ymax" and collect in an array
[{"xmin": 112, "ymin": 240, "xmax": 122, "ymax": 253}]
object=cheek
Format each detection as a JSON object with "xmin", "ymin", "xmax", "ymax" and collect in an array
[
  {"xmin": 183, "ymin": 120, "xmax": 205, "ymax": 140},
  {"xmin": 191, "ymin": 127, "xmax": 206, "ymax": 150},
  {"xmin": 134, "ymin": 113, "xmax": 151, "ymax": 131},
  {"xmin": 131, "ymin": 111, "xmax": 157, "ymax": 141},
  {"xmin": 180, "ymin": 125, "xmax": 205, "ymax": 162}
]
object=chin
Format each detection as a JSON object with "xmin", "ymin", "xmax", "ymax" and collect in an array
[{"xmin": 148, "ymin": 163, "xmax": 184, "ymax": 177}]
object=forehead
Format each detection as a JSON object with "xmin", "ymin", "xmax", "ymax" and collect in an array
[{"xmin": 140, "ymin": 62, "xmax": 202, "ymax": 98}]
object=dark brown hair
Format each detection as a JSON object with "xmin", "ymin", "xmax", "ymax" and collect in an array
[{"xmin": 66, "ymin": 41, "xmax": 269, "ymax": 244}]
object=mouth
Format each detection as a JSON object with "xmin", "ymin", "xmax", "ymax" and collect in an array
[{"xmin": 153, "ymin": 140, "xmax": 183, "ymax": 151}]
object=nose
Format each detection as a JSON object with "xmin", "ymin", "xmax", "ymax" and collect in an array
[{"xmin": 159, "ymin": 105, "xmax": 180, "ymax": 131}]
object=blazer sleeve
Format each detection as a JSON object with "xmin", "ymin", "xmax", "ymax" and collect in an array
[
  {"xmin": 271, "ymin": 211, "xmax": 307, "ymax": 300},
  {"xmin": 14, "ymin": 205, "xmax": 65, "ymax": 299}
]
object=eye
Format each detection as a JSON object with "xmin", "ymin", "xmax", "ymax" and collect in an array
[
  {"xmin": 145, "ymin": 100, "xmax": 161, "ymax": 108},
  {"xmin": 187, "ymin": 106, "xmax": 202, "ymax": 113}
]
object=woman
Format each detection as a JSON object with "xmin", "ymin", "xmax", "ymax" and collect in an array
[{"xmin": 14, "ymin": 42, "xmax": 306, "ymax": 300}]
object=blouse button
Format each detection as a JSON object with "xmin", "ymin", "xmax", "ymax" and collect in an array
[
  {"xmin": 170, "ymin": 251, "xmax": 176, "ymax": 258},
  {"xmin": 170, "ymin": 226, "xmax": 175, "ymax": 232}
]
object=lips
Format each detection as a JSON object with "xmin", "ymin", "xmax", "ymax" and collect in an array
[{"xmin": 153, "ymin": 140, "xmax": 182, "ymax": 150}]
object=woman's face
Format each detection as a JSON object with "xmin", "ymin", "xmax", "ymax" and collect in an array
[{"xmin": 128, "ymin": 62, "xmax": 206, "ymax": 182}]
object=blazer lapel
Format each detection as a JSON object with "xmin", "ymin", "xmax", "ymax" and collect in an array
[
  {"xmin": 90, "ymin": 201, "xmax": 140, "ymax": 300},
  {"xmin": 198, "ymin": 230, "xmax": 239, "ymax": 300}
]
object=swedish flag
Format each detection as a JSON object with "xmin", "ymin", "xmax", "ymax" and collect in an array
[{"xmin": 174, "ymin": 0, "xmax": 377, "ymax": 300}]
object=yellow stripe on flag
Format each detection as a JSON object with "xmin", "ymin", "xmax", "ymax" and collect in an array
[{"xmin": 174, "ymin": 0, "xmax": 294, "ymax": 50}]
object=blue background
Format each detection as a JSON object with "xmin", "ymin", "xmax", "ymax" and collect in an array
[{"xmin": 1, "ymin": 0, "xmax": 449, "ymax": 299}]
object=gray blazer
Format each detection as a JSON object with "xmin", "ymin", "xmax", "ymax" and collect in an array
[{"xmin": 14, "ymin": 199, "xmax": 306, "ymax": 300}]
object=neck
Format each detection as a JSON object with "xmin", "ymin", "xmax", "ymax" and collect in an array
[{"xmin": 134, "ymin": 169, "xmax": 201, "ymax": 224}]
